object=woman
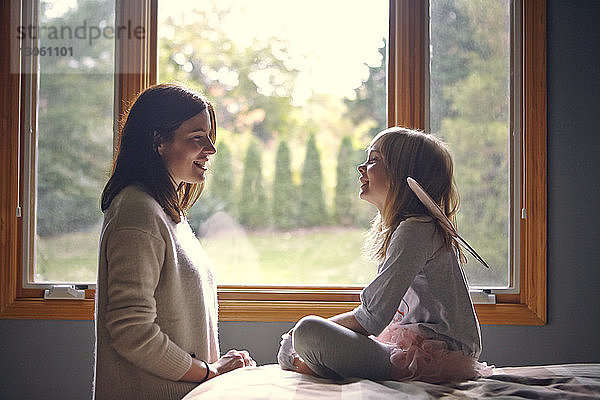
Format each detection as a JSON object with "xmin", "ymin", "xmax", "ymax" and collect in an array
[{"xmin": 94, "ymin": 83, "xmax": 254, "ymax": 400}]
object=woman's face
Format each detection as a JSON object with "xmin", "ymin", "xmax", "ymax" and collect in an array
[
  {"xmin": 357, "ymin": 144, "xmax": 390, "ymax": 212},
  {"xmin": 157, "ymin": 109, "xmax": 216, "ymax": 186}
]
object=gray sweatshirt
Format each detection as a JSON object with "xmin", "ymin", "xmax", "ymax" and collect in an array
[{"xmin": 353, "ymin": 217, "xmax": 482, "ymax": 357}]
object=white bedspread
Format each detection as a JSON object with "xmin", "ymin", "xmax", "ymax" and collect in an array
[{"xmin": 183, "ymin": 363, "xmax": 600, "ymax": 399}]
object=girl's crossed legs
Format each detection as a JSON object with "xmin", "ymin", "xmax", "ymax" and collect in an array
[{"xmin": 292, "ymin": 315, "xmax": 393, "ymax": 380}]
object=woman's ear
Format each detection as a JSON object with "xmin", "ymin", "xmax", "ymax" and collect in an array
[{"xmin": 153, "ymin": 131, "xmax": 163, "ymax": 156}]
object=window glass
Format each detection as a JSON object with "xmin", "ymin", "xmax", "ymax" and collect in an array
[
  {"xmin": 32, "ymin": 0, "xmax": 114, "ymax": 283},
  {"xmin": 158, "ymin": 0, "xmax": 388, "ymax": 285},
  {"xmin": 429, "ymin": 0, "xmax": 511, "ymax": 287}
]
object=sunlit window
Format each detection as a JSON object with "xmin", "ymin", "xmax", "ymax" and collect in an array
[
  {"xmin": 158, "ymin": 0, "xmax": 389, "ymax": 285},
  {"xmin": 23, "ymin": 0, "xmax": 512, "ymax": 290},
  {"xmin": 24, "ymin": 0, "xmax": 114, "ymax": 284},
  {"xmin": 430, "ymin": 0, "xmax": 511, "ymax": 287}
]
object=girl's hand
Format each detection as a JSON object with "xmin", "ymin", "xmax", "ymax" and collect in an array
[{"xmin": 211, "ymin": 349, "xmax": 256, "ymax": 377}]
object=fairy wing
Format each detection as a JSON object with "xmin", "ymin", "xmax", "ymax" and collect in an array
[
  {"xmin": 406, "ymin": 177, "xmax": 490, "ymax": 269},
  {"xmin": 406, "ymin": 177, "xmax": 457, "ymax": 236}
]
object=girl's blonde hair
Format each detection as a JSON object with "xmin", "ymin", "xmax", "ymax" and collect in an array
[{"xmin": 363, "ymin": 127, "xmax": 463, "ymax": 263}]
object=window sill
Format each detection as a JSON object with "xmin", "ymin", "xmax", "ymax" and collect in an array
[
  {"xmin": 0, "ymin": 294, "xmax": 544, "ymax": 326},
  {"xmin": 0, "ymin": 297, "xmax": 95, "ymax": 320},
  {"xmin": 217, "ymin": 300, "xmax": 545, "ymax": 325}
]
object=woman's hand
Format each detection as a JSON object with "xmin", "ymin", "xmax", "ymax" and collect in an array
[
  {"xmin": 180, "ymin": 349, "xmax": 255, "ymax": 383},
  {"xmin": 211, "ymin": 349, "xmax": 256, "ymax": 377}
]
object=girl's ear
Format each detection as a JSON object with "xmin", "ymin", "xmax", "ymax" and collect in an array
[{"xmin": 153, "ymin": 131, "xmax": 163, "ymax": 156}]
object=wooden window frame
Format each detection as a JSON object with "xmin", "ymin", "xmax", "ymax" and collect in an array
[{"xmin": 1, "ymin": 0, "xmax": 546, "ymax": 325}]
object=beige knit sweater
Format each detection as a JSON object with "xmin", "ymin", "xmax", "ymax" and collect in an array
[{"xmin": 93, "ymin": 185, "xmax": 219, "ymax": 400}]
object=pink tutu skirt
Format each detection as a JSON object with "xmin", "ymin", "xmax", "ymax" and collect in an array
[{"xmin": 376, "ymin": 324, "xmax": 494, "ymax": 384}]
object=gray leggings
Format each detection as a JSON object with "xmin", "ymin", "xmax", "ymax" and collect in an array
[{"xmin": 292, "ymin": 315, "xmax": 393, "ymax": 380}]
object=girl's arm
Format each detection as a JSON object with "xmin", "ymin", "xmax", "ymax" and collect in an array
[
  {"xmin": 329, "ymin": 311, "xmax": 370, "ymax": 336},
  {"xmin": 351, "ymin": 221, "xmax": 433, "ymax": 336}
]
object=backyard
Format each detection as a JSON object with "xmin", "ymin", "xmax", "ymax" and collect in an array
[{"xmin": 36, "ymin": 225, "xmax": 376, "ymax": 286}]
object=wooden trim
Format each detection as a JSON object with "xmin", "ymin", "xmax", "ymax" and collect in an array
[
  {"xmin": 218, "ymin": 286, "xmax": 362, "ymax": 302},
  {"xmin": 218, "ymin": 301, "xmax": 360, "ymax": 322},
  {"xmin": 114, "ymin": 0, "xmax": 157, "ymax": 135},
  {"xmin": 0, "ymin": 0, "xmax": 158, "ymax": 319},
  {"xmin": 519, "ymin": 0, "xmax": 547, "ymax": 324},
  {"xmin": 217, "ymin": 302, "xmax": 543, "ymax": 324},
  {"xmin": 388, "ymin": 0, "xmax": 428, "ymax": 129},
  {"xmin": 0, "ymin": 0, "xmax": 22, "ymax": 316},
  {"xmin": 16, "ymin": 0, "xmax": 38, "ymax": 299}
]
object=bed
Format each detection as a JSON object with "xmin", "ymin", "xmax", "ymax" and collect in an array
[{"xmin": 183, "ymin": 363, "xmax": 600, "ymax": 399}]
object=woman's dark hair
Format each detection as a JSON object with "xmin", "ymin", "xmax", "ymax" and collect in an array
[{"xmin": 101, "ymin": 83, "xmax": 216, "ymax": 223}]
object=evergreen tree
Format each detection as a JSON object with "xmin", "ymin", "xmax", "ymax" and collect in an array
[
  {"xmin": 432, "ymin": 0, "xmax": 510, "ymax": 284},
  {"xmin": 298, "ymin": 134, "xmax": 327, "ymax": 227},
  {"xmin": 209, "ymin": 141, "xmax": 235, "ymax": 213},
  {"xmin": 334, "ymin": 136, "xmax": 357, "ymax": 226},
  {"xmin": 36, "ymin": 0, "xmax": 114, "ymax": 235},
  {"xmin": 238, "ymin": 140, "xmax": 268, "ymax": 228},
  {"xmin": 186, "ymin": 141, "xmax": 235, "ymax": 232},
  {"xmin": 272, "ymin": 141, "xmax": 296, "ymax": 229},
  {"xmin": 430, "ymin": 0, "xmax": 475, "ymax": 133}
]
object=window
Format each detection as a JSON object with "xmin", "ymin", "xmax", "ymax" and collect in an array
[
  {"xmin": 387, "ymin": 0, "xmax": 546, "ymax": 325},
  {"xmin": 19, "ymin": 0, "xmax": 115, "ymax": 287},
  {"xmin": 430, "ymin": 0, "xmax": 513, "ymax": 289},
  {"xmin": 0, "ymin": 0, "xmax": 154, "ymax": 318},
  {"xmin": 1, "ymin": 0, "xmax": 545, "ymax": 325},
  {"xmin": 158, "ymin": 0, "xmax": 387, "ymax": 287}
]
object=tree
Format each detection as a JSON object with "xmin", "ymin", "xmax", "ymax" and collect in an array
[
  {"xmin": 431, "ymin": 0, "xmax": 510, "ymax": 285},
  {"xmin": 298, "ymin": 134, "xmax": 328, "ymax": 227},
  {"xmin": 238, "ymin": 140, "xmax": 268, "ymax": 228},
  {"xmin": 186, "ymin": 140, "xmax": 236, "ymax": 233},
  {"xmin": 334, "ymin": 135, "xmax": 358, "ymax": 226},
  {"xmin": 36, "ymin": 0, "xmax": 114, "ymax": 235},
  {"xmin": 208, "ymin": 141, "xmax": 235, "ymax": 213},
  {"xmin": 429, "ymin": 0, "xmax": 475, "ymax": 133},
  {"xmin": 344, "ymin": 41, "xmax": 387, "ymax": 138},
  {"xmin": 272, "ymin": 141, "xmax": 296, "ymax": 229},
  {"xmin": 158, "ymin": 5, "xmax": 300, "ymax": 143}
]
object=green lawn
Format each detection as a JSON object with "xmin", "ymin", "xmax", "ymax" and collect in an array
[
  {"xmin": 201, "ymin": 228, "xmax": 375, "ymax": 285},
  {"xmin": 36, "ymin": 227, "xmax": 377, "ymax": 285},
  {"xmin": 36, "ymin": 230, "xmax": 101, "ymax": 282}
]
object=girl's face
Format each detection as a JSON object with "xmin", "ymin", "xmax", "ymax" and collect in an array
[
  {"xmin": 357, "ymin": 145, "xmax": 390, "ymax": 212},
  {"xmin": 157, "ymin": 109, "xmax": 216, "ymax": 186}
]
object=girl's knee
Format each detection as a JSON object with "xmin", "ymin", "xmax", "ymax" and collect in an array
[{"xmin": 292, "ymin": 315, "xmax": 329, "ymax": 352}]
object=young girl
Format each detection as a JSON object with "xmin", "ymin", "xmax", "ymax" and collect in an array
[{"xmin": 278, "ymin": 127, "xmax": 492, "ymax": 383}]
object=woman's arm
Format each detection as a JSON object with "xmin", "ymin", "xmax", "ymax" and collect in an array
[
  {"xmin": 180, "ymin": 358, "xmax": 216, "ymax": 382},
  {"xmin": 104, "ymin": 228, "xmax": 193, "ymax": 381}
]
